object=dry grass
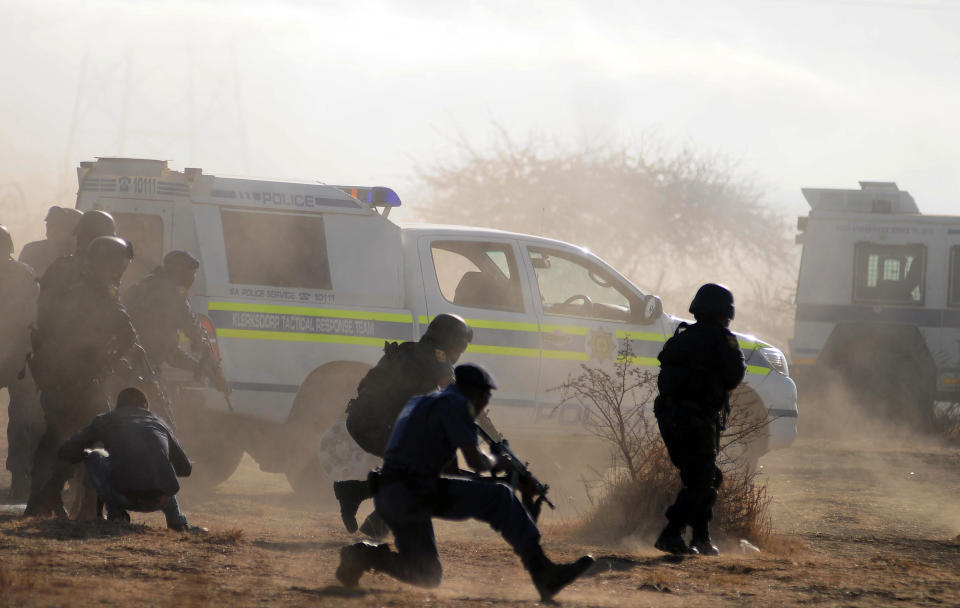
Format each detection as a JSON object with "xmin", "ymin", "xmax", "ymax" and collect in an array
[{"xmin": 558, "ymin": 341, "xmax": 778, "ymax": 548}]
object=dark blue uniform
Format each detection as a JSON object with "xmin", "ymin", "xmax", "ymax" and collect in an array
[
  {"xmin": 654, "ymin": 321, "xmax": 745, "ymax": 538},
  {"xmin": 373, "ymin": 385, "xmax": 540, "ymax": 587}
]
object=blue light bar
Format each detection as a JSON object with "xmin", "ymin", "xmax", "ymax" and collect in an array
[{"xmin": 335, "ymin": 186, "xmax": 402, "ymax": 207}]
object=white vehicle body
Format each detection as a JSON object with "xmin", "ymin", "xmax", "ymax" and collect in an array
[
  {"xmin": 75, "ymin": 157, "xmax": 797, "ymax": 490},
  {"xmin": 791, "ymin": 181, "xmax": 960, "ymax": 420}
]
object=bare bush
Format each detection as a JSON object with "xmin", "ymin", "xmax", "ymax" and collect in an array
[
  {"xmin": 414, "ymin": 128, "xmax": 798, "ymax": 346},
  {"xmin": 559, "ymin": 341, "xmax": 772, "ymax": 546}
]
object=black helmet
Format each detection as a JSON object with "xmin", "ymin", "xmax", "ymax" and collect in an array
[
  {"xmin": 86, "ymin": 236, "xmax": 134, "ymax": 286},
  {"xmin": 0, "ymin": 224, "xmax": 13, "ymax": 257},
  {"xmin": 454, "ymin": 363, "xmax": 497, "ymax": 391},
  {"xmin": 424, "ymin": 313, "xmax": 474, "ymax": 353},
  {"xmin": 689, "ymin": 283, "xmax": 735, "ymax": 322},
  {"xmin": 74, "ymin": 210, "xmax": 117, "ymax": 252}
]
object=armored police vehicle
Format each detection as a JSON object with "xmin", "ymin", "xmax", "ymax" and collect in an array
[
  {"xmin": 75, "ymin": 157, "xmax": 798, "ymax": 495},
  {"xmin": 791, "ymin": 181, "xmax": 960, "ymax": 426}
]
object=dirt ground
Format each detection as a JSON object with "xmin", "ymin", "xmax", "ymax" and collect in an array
[{"xmin": 2, "ymin": 398, "xmax": 959, "ymax": 608}]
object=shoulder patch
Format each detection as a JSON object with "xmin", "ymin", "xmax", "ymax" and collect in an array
[
  {"xmin": 727, "ymin": 335, "xmax": 739, "ymax": 349},
  {"xmin": 435, "ymin": 348, "xmax": 447, "ymax": 363}
]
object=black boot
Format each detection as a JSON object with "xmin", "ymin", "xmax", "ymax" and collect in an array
[
  {"xmin": 335, "ymin": 541, "xmax": 391, "ymax": 588},
  {"xmin": 358, "ymin": 510, "xmax": 391, "ymax": 540},
  {"xmin": 654, "ymin": 523, "xmax": 698, "ymax": 555},
  {"xmin": 522, "ymin": 546, "xmax": 595, "ymax": 602},
  {"xmin": 690, "ymin": 526, "xmax": 719, "ymax": 556},
  {"xmin": 333, "ymin": 479, "xmax": 371, "ymax": 533}
]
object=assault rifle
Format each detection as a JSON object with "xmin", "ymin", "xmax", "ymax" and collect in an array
[
  {"xmin": 194, "ymin": 328, "xmax": 234, "ymax": 413},
  {"xmin": 124, "ymin": 344, "xmax": 178, "ymax": 430},
  {"xmin": 475, "ymin": 423, "xmax": 556, "ymax": 522}
]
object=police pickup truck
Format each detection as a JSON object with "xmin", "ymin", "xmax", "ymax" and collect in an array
[{"xmin": 75, "ymin": 157, "xmax": 798, "ymax": 495}]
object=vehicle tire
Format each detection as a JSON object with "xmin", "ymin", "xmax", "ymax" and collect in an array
[
  {"xmin": 720, "ymin": 386, "xmax": 769, "ymax": 475},
  {"xmin": 283, "ymin": 362, "xmax": 372, "ymax": 500},
  {"xmin": 176, "ymin": 402, "xmax": 245, "ymax": 491}
]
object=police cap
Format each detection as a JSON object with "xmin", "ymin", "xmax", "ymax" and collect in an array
[
  {"xmin": 75, "ymin": 210, "xmax": 117, "ymax": 250},
  {"xmin": 424, "ymin": 313, "xmax": 474, "ymax": 353},
  {"xmin": 0, "ymin": 224, "xmax": 13, "ymax": 257},
  {"xmin": 454, "ymin": 363, "xmax": 497, "ymax": 391},
  {"xmin": 689, "ymin": 283, "xmax": 735, "ymax": 322},
  {"xmin": 162, "ymin": 250, "xmax": 200, "ymax": 273},
  {"xmin": 47, "ymin": 206, "xmax": 83, "ymax": 230}
]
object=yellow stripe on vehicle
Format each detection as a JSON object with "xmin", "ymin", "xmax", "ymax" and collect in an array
[
  {"xmin": 618, "ymin": 355, "xmax": 661, "ymax": 366},
  {"xmin": 209, "ymin": 301, "xmax": 413, "ymax": 323},
  {"xmin": 746, "ymin": 365, "xmax": 771, "ymax": 376},
  {"xmin": 217, "ymin": 328, "xmax": 391, "ymax": 346},
  {"xmin": 615, "ymin": 330, "xmax": 665, "ymax": 342}
]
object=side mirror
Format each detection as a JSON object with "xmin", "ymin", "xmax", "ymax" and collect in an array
[{"xmin": 637, "ymin": 294, "xmax": 663, "ymax": 324}]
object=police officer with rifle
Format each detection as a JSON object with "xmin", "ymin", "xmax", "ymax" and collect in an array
[
  {"xmin": 333, "ymin": 313, "xmax": 475, "ymax": 538},
  {"xmin": 335, "ymin": 363, "xmax": 594, "ymax": 603},
  {"xmin": 25, "ymin": 236, "xmax": 139, "ymax": 517},
  {"xmin": 122, "ymin": 249, "xmax": 228, "ymax": 407},
  {"xmin": 653, "ymin": 283, "xmax": 746, "ymax": 556}
]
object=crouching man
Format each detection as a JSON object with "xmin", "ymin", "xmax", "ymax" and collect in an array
[
  {"xmin": 57, "ymin": 387, "xmax": 203, "ymax": 532},
  {"xmin": 335, "ymin": 363, "xmax": 594, "ymax": 603}
]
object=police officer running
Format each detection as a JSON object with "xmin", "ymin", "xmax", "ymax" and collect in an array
[
  {"xmin": 123, "ymin": 250, "xmax": 227, "ymax": 393},
  {"xmin": 653, "ymin": 283, "xmax": 746, "ymax": 556},
  {"xmin": 25, "ymin": 236, "xmax": 138, "ymax": 517},
  {"xmin": 333, "ymin": 313, "xmax": 474, "ymax": 537},
  {"xmin": 0, "ymin": 225, "xmax": 39, "ymax": 500},
  {"xmin": 335, "ymin": 363, "xmax": 594, "ymax": 603},
  {"xmin": 18, "ymin": 206, "xmax": 83, "ymax": 278},
  {"xmin": 57, "ymin": 387, "xmax": 201, "ymax": 531}
]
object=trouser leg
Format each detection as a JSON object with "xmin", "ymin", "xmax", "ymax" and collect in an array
[
  {"xmin": 432, "ymin": 478, "xmax": 541, "ymax": 557},
  {"xmin": 5, "ymin": 373, "xmax": 38, "ymax": 486},
  {"xmin": 27, "ymin": 383, "xmax": 108, "ymax": 515},
  {"xmin": 161, "ymin": 496, "xmax": 188, "ymax": 529},
  {"xmin": 84, "ymin": 449, "xmax": 127, "ymax": 521}
]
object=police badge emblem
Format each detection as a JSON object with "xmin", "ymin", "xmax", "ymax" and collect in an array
[{"xmin": 587, "ymin": 328, "xmax": 616, "ymax": 362}]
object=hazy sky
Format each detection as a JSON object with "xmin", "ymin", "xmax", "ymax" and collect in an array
[{"xmin": 2, "ymin": 0, "xmax": 959, "ymax": 226}]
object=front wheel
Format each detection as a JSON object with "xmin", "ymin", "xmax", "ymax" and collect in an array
[
  {"xmin": 284, "ymin": 418, "xmax": 380, "ymax": 499},
  {"xmin": 282, "ymin": 362, "xmax": 372, "ymax": 500}
]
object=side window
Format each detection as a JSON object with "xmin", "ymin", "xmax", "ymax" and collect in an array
[
  {"xmin": 528, "ymin": 247, "xmax": 633, "ymax": 321},
  {"xmin": 949, "ymin": 246, "xmax": 960, "ymax": 308},
  {"xmin": 221, "ymin": 209, "xmax": 332, "ymax": 289},
  {"xmin": 113, "ymin": 212, "xmax": 163, "ymax": 288},
  {"xmin": 430, "ymin": 241, "xmax": 524, "ymax": 313},
  {"xmin": 853, "ymin": 242, "xmax": 925, "ymax": 306}
]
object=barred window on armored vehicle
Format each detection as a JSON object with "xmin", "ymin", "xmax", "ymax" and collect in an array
[
  {"xmin": 949, "ymin": 246, "xmax": 960, "ymax": 308},
  {"xmin": 853, "ymin": 242, "xmax": 925, "ymax": 306},
  {"xmin": 431, "ymin": 241, "xmax": 524, "ymax": 312},
  {"xmin": 114, "ymin": 212, "xmax": 163, "ymax": 288},
  {"xmin": 220, "ymin": 209, "xmax": 332, "ymax": 290}
]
